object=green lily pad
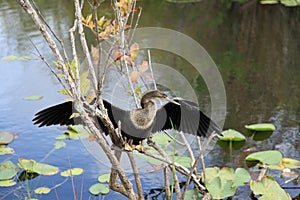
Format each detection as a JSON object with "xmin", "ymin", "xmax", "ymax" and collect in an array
[
  {"xmin": 34, "ymin": 187, "xmax": 51, "ymax": 194},
  {"xmin": 0, "ymin": 160, "xmax": 18, "ymax": 180},
  {"xmin": 98, "ymin": 173, "xmax": 110, "ymax": 183},
  {"xmin": 89, "ymin": 183, "xmax": 109, "ymax": 195},
  {"xmin": 18, "ymin": 158, "xmax": 59, "ymax": 175},
  {"xmin": 0, "ymin": 132, "xmax": 14, "ymax": 145},
  {"xmin": 23, "ymin": 95, "xmax": 43, "ymax": 101},
  {"xmin": 60, "ymin": 168, "xmax": 84, "ymax": 177},
  {"xmin": 171, "ymin": 155, "xmax": 191, "ymax": 168},
  {"xmin": 203, "ymin": 167, "xmax": 250, "ymax": 199},
  {"xmin": 0, "ymin": 147, "xmax": 14, "ymax": 155},
  {"xmin": 245, "ymin": 123, "xmax": 275, "ymax": 132},
  {"xmin": 152, "ymin": 133, "xmax": 171, "ymax": 145},
  {"xmin": 184, "ymin": 188, "xmax": 203, "ymax": 200},
  {"xmin": 246, "ymin": 150, "xmax": 282, "ymax": 165},
  {"xmin": 57, "ymin": 125, "xmax": 89, "ymax": 140},
  {"xmin": 268, "ymin": 158, "xmax": 300, "ymax": 170},
  {"xmin": 250, "ymin": 176, "xmax": 291, "ymax": 200},
  {"xmin": 220, "ymin": 129, "xmax": 245, "ymax": 142},
  {"xmin": 0, "ymin": 179, "xmax": 17, "ymax": 187}
]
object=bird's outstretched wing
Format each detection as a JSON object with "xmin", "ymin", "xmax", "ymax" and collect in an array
[
  {"xmin": 152, "ymin": 99, "xmax": 221, "ymax": 137},
  {"xmin": 33, "ymin": 99, "xmax": 126, "ymax": 130}
]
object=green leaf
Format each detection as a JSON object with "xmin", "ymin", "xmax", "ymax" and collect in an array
[
  {"xmin": 0, "ymin": 180, "xmax": 17, "ymax": 187},
  {"xmin": 34, "ymin": 187, "xmax": 51, "ymax": 194},
  {"xmin": 80, "ymin": 70, "xmax": 91, "ymax": 96},
  {"xmin": 23, "ymin": 95, "xmax": 43, "ymax": 101},
  {"xmin": 233, "ymin": 168, "xmax": 251, "ymax": 186},
  {"xmin": 2, "ymin": 55, "xmax": 31, "ymax": 61},
  {"xmin": 152, "ymin": 133, "xmax": 171, "ymax": 145},
  {"xmin": 89, "ymin": 183, "xmax": 109, "ymax": 195},
  {"xmin": 0, "ymin": 131, "xmax": 14, "ymax": 145},
  {"xmin": 250, "ymin": 176, "xmax": 291, "ymax": 200},
  {"xmin": 60, "ymin": 168, "xmax": 84, "ymax": 177},
  {"xmin": 0, "ymin": 161, "xmax": 18, "ymax": 180},
  {"xmin": 220, "ymin": 129, "xmax": 245, "ymax": 141},
  {"xmin": 18, "ymin": 158, "xmax": 59, "ymax": 175},
  {"xmin": 246, "ymin": 150, "xmax": 282, "ymax": 165},
  {"xmin": 98, "ymin": 173, "xmax": 110, "ymax": 183},
  {"xmin": 0, "ymin": 147, "xmax": 14, "ymax": 155},
  {"xmin": 184, "ymin": 188, "xmax": 203, "ymax": 200},
  {"xmin": 54, "ymin": 141, "xmax": 66, "ymax": 149},
  {"xmin": 245, "ymin": 123, "xmax": 275, "ymax": 131},
  {"xmin": 171, "ymin": 155, "xmax": 191, "ymax": 168}
]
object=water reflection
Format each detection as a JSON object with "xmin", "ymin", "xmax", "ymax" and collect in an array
[{"xmin": 1, "ymin": 0, "xmax": 299, "ymax": 199}]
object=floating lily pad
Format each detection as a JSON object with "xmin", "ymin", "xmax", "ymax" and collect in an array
[
  {"xmin": 268, "ymin": 158, "xmax": 300, "ymax": 170},
  {"xmin": 152, "ymin": 133, "xmax": 171, "ymax": 145},
  {"xmin": 246, "ymin": 150, "xmax": 282, "ymax": 166},
  {"xmin": 250, "ymin": 176, "xmax": 290, "ymax": 200},
  {"xmin": 34, "ymin": 187, "xmax": 51, "ymax": 194},
  {"xmin": 23, "ymin": 95, "xmax": 43, "ymax": 101},
  {"xmin": 203, "ymin": 167, "xmax": 250, "ymax": 199},
  {"xmin": 0, "ymin": 132, "xmax": 14, "ymax": 145},
  {"xmin": 89, "ymin": 183, "xmax": 109, "ymax": 195},
  {"xmin": 0, "ymin": 147, "xmax": 14, "ymax": 155},
  {"xmin": 60, "ymin": 168, "xmax": 84, "ymax": 177},
  {"xmin": 220, "ymin": 129, "xmax": 245, "ymax": 142},
  {"xmin": 18, "ymin": 158, "xmax": 59, "ymax": 176},
  {"xmin": 98, "ymin": 173, "xmax": 110, "ymax": 183},
  {"xmin": 57, "ymin": 125, "xmax": 89, "ymax": 140},
  {"xmin": 0, "ymin": 161, "xmax": 18, "ymax": 180},
  {"xmin": 0, "ymin": 180, "xmax": 17, "ymax": 187},
  {"xmin": 184, "ymin": 188, "xmax": 203, "ymax": 200},
  {"xmin": 245, "ymin": 123, "xmax": 275, "ymax": 132}
]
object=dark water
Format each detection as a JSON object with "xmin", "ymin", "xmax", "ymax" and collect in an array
[{"xmin": 0, "ymin": 0, "xmax": 299, "ymax": 199}]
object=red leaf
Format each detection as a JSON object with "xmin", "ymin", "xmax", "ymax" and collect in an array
[
  {"xmin": 130, "ymin": 70, "xmax": 140, "ymax": 82},
  {"xmin": 138, "ymin": 61, "xmax": 149, "ymax": 72}
]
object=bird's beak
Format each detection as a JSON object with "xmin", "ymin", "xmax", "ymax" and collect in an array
[{"xmin": 162, "ymin": 97, "xmax": 180, "ymax": 105}]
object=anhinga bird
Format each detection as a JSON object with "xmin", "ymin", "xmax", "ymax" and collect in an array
[{"xmin": 33, "ymin": 90, "xmax": 221, "ymax": 150}]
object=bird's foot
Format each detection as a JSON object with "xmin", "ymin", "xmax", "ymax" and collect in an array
[
  {"xmin": 124, "ymin": 143, "xmax": 134, "ymax": 152},
  {"xmin": 135, "ymin": 144, "xmax": 145, "ymax": 153}
]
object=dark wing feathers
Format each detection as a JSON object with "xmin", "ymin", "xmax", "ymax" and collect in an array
[
  {"xmin": 33, "ymin": 100, "xmax": 126, "ymax": 129},
  {"xmin": 152, "ymin": 99, "xmax": 221, "ymax": 137}
]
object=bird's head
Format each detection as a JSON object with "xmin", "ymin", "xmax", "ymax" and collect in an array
[{"xmin": 141, "ymin": 90, "xmax": 180, "ymax": 108}]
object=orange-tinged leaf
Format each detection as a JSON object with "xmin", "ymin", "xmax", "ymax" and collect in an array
[
  {"xmin": 130, "ymin": 70, "xmax": 140, "ymax": 82},
  {"xmin": 86, "ymin": 14, "xmax": 93, "ymax": 24},
  {"xmin": 138, "ymin": 61, "xmax": 149, "ymax": 72},
  {"xmin": 130, "ymin": 43, "xmax": 139, "ymax": 59},
  {"xmin": 125, "ymin": 55, "xmax": 135, "ymax": 66},
  {"xmin": 97, "ymin": 16, "xmax": 106, "ymax": 27},
  {"xmin": 145, "ymin": 74, "xmax": 154, "ymax": 81}
]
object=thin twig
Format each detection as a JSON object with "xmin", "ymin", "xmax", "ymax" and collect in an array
[
  {"xmin": 181, "ymin": 132, "xmax": 218, "ymax": 199},
  {"xmin": 197, "ymin": 136, "xmax": 206, "ymax": 182},
  {"xmin": 164, "ymin": 166, "xmax": 171, "ymax": 200},
  {"xmin": 179, "ymin": 131, "xmax": 195, "ymax": 166},
  {"xmin": 127, "ymin": 152, "xmax": 144, "ymax": 200}
]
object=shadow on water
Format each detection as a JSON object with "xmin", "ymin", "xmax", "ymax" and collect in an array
[{"xmin": 0, "ymin": 0, "xmax": 299, "ymax": 199}]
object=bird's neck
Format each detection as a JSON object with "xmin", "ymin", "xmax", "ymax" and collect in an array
[{"xmin": 130, "ymin": 100, "xmax": 156, "ymax": 129}]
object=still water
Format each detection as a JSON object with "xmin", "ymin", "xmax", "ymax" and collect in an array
[{"xmin": 0, "ymin": 0, "xmax": 299, "ymax": 199}]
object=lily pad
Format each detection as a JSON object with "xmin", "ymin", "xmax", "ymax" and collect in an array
[
  {"xmin": 220, "ymin": 129, "xmax": 245, "ymax": 141},
  {"xmin": 246, "ymin": 150, "xmax": 282, "ymax": 165},
  {"xmin": 60, "ymin": 168, "xmax": 84, "ymax": 177},
  {"xmin": 184, "ymin": 188, "xmax": 203, "ymax": 200},
  {"xmin": 23, "ymin": 95, "xmax": 43, "ymax": 101},
  {"xmin": 0, "ymin": 147, "xmax": 14, "ymax": 155},
  {"xmin": 34, "ymin": 187, "xmax": 51, "ymax": 194},
  {"xmin": 0, "ymin": 131, "xmax": 14, "ymax": 145},
  {"xmin": 0, "ymin": 179, "xmax": 17, "ymax": 187},
  {"xmin": 18, "ymin": 158, "xmax": 59, "ymax": 176},
  {"xmin": 250, "ymin": 176, "xmax": 291, "ymax": 200},
  {"xmin": 98, "ymin": 173, "xmax": 110, "ymax": 183},
  {"xmin": 268, "ymin": 158, "xmax": 300, "ymax": 170},
  {"xmin": 89, "ymin": 183, "xmax": 109, "ymax": 195},
  {"xmin": 0, "ymin": 160, "xmax": 18, "ymax": 180},
  {"xmin": 152, "ymin": 133, "xmax": 172, "ymax": 145},
  {"xmin": 203, "ymin": 167, "xmax": 250, "ymax": 199},
  {"xmin": 245, "ymin": 123, "xmax": 275, "ymax": 132}
]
